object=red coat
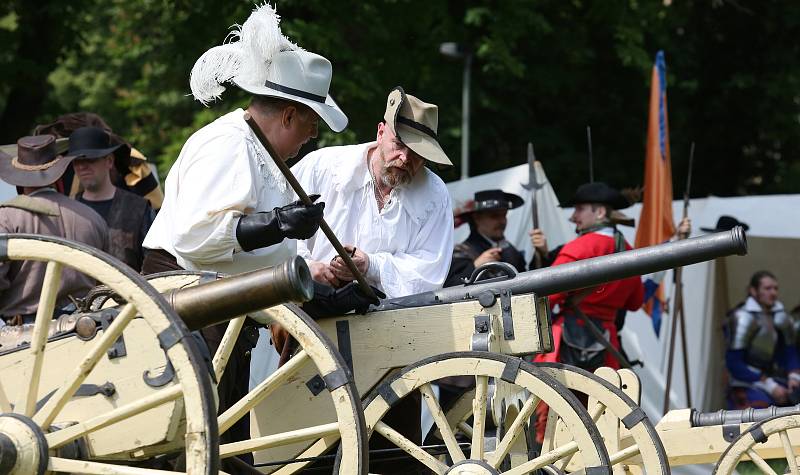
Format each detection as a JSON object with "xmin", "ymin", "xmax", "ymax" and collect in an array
[{"xmin": 535, "ymin": 230, "xmax": 644, "ymax": 369}]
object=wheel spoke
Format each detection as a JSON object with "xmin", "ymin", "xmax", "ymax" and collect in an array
[
  {"xmin": 501, "ymin": 440, "xmax": 579, "ymax": 475},
  {"xmin": 49, "ymin": 457, "xmax": 183, "ymax": 474},
  {"xmin": 47, "ymin": 384, "xmax": 182, "ymax": 449},
  {"xmin": 218, "ymin": 349, "xmax": 309, "ymax": 435},
  {"xmin": 589, "ymin": 401, "xmax": 607, "ymax": 422},
  {"xmin": 34, "ymin": 302, "xmax": 138, "ymax": 428},
  {"xmin": 212, "ymin": 317, "xmax": 245, "ymax": 381},
  {"xmin": 471, "ymin": 375, "xmax": 489, "ymax": 460},
  {"xmin": 457, "ymin": 421, "xmax": 473, "ymax": 438},
  {"xmin": 780, "ymin": 430, "xmax": 799, "ymax": 474},
  {"xmin": 609, "ymin": 444, "xmax": 641, "ymax": 465},
  {"xmin": 745, "ymin": 447, "xmax": 779, "ymax": 475},
  {"xmin": 489, "ymin": 393, "xmax": 540, "ymax": 468},
  {"xmin": 420, "ymin": 383, "xmax": 465, "ymax": 463},
  {"xmin": 18, "ymin": 261, "xmax": 62, "ymax": 416},
  {"xmin": 374, "ymin": 421, "xmax": 449, "ymax": 474},
  {"xmin": 553, "ymin": 400, "xmax": 607, "ymax": 471},
  {"xmin": 220, "ymin": 422, "xmax": 340, "ymax": 458}
]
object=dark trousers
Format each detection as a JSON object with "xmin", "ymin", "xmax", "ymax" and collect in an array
[{"xmin": 142, "ymin": 249, "xmax": 257, "ymax": 467}]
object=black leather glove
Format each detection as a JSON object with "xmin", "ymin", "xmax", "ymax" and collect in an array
[
  {"xmin": 302, "ymin": 281, "xmax": 386, "ymax": 318},
  {"xmin": 236, "ymin": 195, "xmax": 324, "ymax": 251}
]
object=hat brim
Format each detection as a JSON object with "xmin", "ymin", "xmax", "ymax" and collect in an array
[
  {"xmin": 456, "ymin": 192, "xmax": 523, "ymax": 217},
  {"xmin": 69, "ymin": 143, "xmax": 124, "ymax": 161},
  {"xmin": 0, "ymin": 152, "xmax": 77, "ymax": 187},
  {"xmin": 701, "ymin": 224, "xmax": 750, "ymax": 233},
  {"xmin": 397, "ymin": 123, "xmax": 452, "ymax": 166},
  {"xmin": 235, "ymin": 81, "xmax": 348, "ymax": 133}
]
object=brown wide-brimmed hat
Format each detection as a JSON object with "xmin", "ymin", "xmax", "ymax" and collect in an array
[
  {"xmin": 383, "ymin": 86, "xmax": 452, "ymax": 166},
  {"xmin": 0, "ymin": 135, "xmax": 76, "ymax": 187}
]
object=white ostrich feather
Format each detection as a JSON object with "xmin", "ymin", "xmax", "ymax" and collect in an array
[
  {"xmin": 189, "ymin": 43, "xmax": 243, "ymax": 105},
  {"xmin": 189, "ymin": 3, "xmax": 297, "ymax": 105}
]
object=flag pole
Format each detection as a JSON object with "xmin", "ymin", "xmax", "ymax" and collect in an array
[{"xmin": 663, "ymin": 142, "xmax": 695, "ymax": 413}]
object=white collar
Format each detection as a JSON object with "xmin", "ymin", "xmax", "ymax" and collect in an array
[
  {"xmin": 743, "ymin": 296, "xmax": 785, "ymax": 313},
  {"xmin": 330, "ymin": 142, "xmax": 436, "ymax": 223}
]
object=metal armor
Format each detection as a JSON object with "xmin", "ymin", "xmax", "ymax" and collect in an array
[{"xmin": 728, "ymin": 306, "xmax": 795, "ymax": 371}]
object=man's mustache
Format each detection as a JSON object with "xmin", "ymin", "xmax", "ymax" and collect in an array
[{"xmin": 384, "ymin": 159, "xmax": 411, "ymax": 172}]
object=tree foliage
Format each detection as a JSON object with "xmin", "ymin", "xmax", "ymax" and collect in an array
[{"xmin": 1, "ymin": 0, "xmax": 798, "ymax": 199}]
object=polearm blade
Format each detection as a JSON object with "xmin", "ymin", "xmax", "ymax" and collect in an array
[
  {"xmin": 243, "ymin": 113, "xmax": 377, "ymax": 301},
  {"xmin": 521, "ymin": 142, "xmax": 543, "ymax": 268},
  {"xmin": 520, "ymin": 142, "xmax": 540, "ymax": 230}
]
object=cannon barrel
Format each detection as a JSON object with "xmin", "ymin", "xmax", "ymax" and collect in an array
[
  {"xmin": 380, "ymin": 227, "xmax": 747, "ymax": 309},
  {"xmin": 165, "ymin": 256, "xmax": 313, "ymax": 330},
  {"xmin": 692, "ymin": 405, "xmax": 800, "ymax": 427}
]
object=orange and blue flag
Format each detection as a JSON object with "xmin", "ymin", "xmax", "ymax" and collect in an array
[{"xmin": 635, "ymin": 51, "xmax": 675, "ymax": 336}]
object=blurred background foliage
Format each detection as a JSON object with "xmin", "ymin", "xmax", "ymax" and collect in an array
[{"xmin": 1, "ymin": 0, "xmax": 798, "ymax": 200}]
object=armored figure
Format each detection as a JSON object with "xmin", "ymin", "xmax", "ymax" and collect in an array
[{"xmin": 725, "ymin": 270, "xmax": 800, "ymax": 409}]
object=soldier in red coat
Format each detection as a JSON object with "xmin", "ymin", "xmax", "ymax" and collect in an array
[
  {"xmin": 535, "ymin": 181, "xmax": 644, "ymax": 370},
  {"xmin": 532, "ymin": 182, "xmax": 644, "ymax": 445}
]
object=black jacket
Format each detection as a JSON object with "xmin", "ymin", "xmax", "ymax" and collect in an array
[{"xmin": 444, "ymin": 230, "xmax": 527, "ymax": 287}]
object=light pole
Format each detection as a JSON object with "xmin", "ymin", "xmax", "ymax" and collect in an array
[{"xmin": 439, "ymin": 42, "xmax": 472, "ymax": 180}]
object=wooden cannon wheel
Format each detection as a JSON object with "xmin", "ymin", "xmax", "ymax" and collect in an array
[
  {"xmin": 535, "ymin": 363, "xmax": 669, "ymax": 474},
  {"xmin": 145, "ymin": 273, "xmax": 368, "ymax": 475},
  {"xmin": 0, "ymin": 234, "xmax": 217, "ymax": 474},
  {"xmin": 361, "ymin": 352, "xmax": 611, "ymax": 474},
  {"xmin": 713, "ymin": 411, "xmax": 800, "ymax": 475}
]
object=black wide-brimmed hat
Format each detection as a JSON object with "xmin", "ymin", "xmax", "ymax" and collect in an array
[
  {"xmin": 0, "ymin": 135, "xmax": 76, "ymax": 187},
  {"xmin": 68, "ymin": 127, "xmax": 131, "ymax": 172},
  {"xmin": 563, "ymin": 182, "xmax": 630, "ymax": 210},
  {"xmin": 700, "ymin": 215, "xmax": 750, "ymax": 233},
  {"xmin": 456, "ymin": 189, "xmax": 523, "ymax": 218}
]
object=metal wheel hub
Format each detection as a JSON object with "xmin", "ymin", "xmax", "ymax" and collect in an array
[
  {"xmin": 0, "ymin": 414, "xmax": 49, "ymax": 475},
  {"xmin": 445, "ymin": 459, "xmax": 500, "ymax": 475}
]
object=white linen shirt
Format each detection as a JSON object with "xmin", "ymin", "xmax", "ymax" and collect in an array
[
  {"xmin": 291, "ymin": 142, "xmax": 454, "ymax": 298},
  {"xmin": 143, "ymin": 108, "xmax": 296, "ymax": 274}
]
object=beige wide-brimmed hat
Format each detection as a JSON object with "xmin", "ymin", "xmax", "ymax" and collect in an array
[
  {"xmin": 189, "ymin": 4, "xmax": 347, "ymax": 132},
  {"xmin": 383, "ymin": 87, "xmax": 451, "ymax": 166}
]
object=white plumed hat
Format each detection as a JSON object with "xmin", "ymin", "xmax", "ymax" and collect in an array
[{"xmin": 189, "ymin": 3, "xmax": 347, "ymax": 132}]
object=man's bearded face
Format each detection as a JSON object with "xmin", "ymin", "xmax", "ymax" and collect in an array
[{"xmin": 376, "ymin": 124, "xmax": 424, "ymax": 188}]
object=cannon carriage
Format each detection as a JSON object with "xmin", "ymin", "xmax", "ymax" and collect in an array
[{"xmin": 2, "ymin": 228, "xmax": 800, "ymax": 474}]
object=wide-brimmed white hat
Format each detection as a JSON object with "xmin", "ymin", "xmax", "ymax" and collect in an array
[
  {"xmin": 189, "ymin": 4, "xmax": 347, "ymax": 132},
  {"xmin": 383, "ymin": 87, "xmax": 451, "ymax": 166}
]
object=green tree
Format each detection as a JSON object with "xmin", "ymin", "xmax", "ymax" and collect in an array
[{"xmin": 1, "ymin": 0, "xmax": 798, "ymax": 200}]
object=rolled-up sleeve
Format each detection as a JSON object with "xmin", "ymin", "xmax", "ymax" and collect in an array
[{"xmin": 171, "ymin": 133, "xmax": 257, "ymax": 265}]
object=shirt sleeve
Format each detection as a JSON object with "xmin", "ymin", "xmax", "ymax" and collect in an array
[
  {"xmin": 624, "ymin": 278, "xmax": 645, "ymax": 310},
  {"xmin": 726, "ymin": 349, "xmax": 763, "ymax": 382},
  {"xmin": 171, "ymin": 131, "xmax": 257, "ymax": 265},
  {"xmin": 547, "ymin": 243, "xmax": 581, "ymax": 308},
  {"xmin": 290, "ymin": 151, "xmax": 320, "ymax": 261},
  {"xmin": 0, "ymin": 214, "xmax": 12, "ymax": 293},
  {"xmin": 366, "ymin": 198, "xmax": 454, "ymax": 298}
]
